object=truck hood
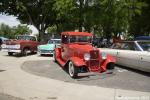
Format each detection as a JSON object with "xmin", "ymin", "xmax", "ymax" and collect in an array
[
  {"xmin": 5, "ymin": 39, "xmax": 27, "ymax": 45},
  {"xmin": 38, "ymin": 44, "xmax": 55, "ymax": 50},
  {"xmin": 70, "ymin": 43, "xmax": 94, "ymax": 53}
]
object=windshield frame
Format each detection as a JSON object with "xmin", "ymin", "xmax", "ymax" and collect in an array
[
  {"xmin": 69, "ymin": 35, "xmax": 92, "ymax": 44},
  {"xmin": 48, "ymin": 39, "xmax": 61, "ymax": 44},
  {"xmin": 16, "ymin": 36, "xmax": 37, "ymax": 41},
  {"xmin": 137, "ymin": 41, "xmax": 150, "ymax": 51}
]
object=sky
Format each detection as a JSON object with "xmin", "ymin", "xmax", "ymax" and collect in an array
[{"xmin": 0, "ymin": 14, "xmax": 38, "ymax": 34}]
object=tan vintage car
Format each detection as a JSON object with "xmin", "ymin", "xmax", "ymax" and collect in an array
[{"xmin": 100, "ymin": 40, "xmax": 150, "ymax": 72}]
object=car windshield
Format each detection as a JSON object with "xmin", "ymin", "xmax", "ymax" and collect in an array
[
  {"xmin": 138, "ymin": 41, "xmax": 150, "ymax": 51},
  {"xmin": 16, "ymin": 36, "xmax": 36, "ymax": 41},
  {"xmin": 112, "ymin": 42, "xmax": 139, "ymax": 51},
  {"xmin": 48, "ymin": 39, "xmax": 61, "ymax": 44},
  {"xmin": 70, "ymin": 35, "xmax": 92, "ymax": 44}
]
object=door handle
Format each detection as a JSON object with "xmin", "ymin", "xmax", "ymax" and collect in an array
[{"xmin": 117, "ymin": 52, "xmax": 119, "ymax": 55}]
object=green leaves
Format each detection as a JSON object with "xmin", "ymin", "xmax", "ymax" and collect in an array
[
  {"xmin": 0, "ymin": 23, "xmax": 31, "ymax": 39},
  {"xmin": 0, "ymin": 0, "xmax": 149, "ymax": 39}
]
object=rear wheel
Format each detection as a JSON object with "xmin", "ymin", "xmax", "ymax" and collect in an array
[
  {"xmin": 107, "ymin": 63, "xmax": 115, "ymax": 70},
  {"xmin": 68, "ymin": 61, "xmax": 78, "ymax": 78},
  {"xmin": 22, "ymin": 48, "xmax": 30, "ymax": 56},
  {"xmin": 8, "ymin": 52, "xmax": 13, "ymax": 56}
]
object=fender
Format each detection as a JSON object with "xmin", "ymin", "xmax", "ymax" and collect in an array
[
  {"xmin": 101, "ymin": 54, "xmax": 116, "ymax": 71},
  {"xmin": 69, "ymin": 57, "xmax": 86, "ymax": 67},
  {"xmin": 54, "ymin": 48, "xmax": 61, "ymax": 59}
]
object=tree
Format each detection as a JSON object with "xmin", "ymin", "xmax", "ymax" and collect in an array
[
  {"xmin": 12, "ymin": 25, "xmax": 32, "ymax": 35},
  {"xmin": 0, "ymin": 23, "xmax": 12, "ymax": 38},
  {"xmin": 129, "ymin": 0, "xmax": 149, "ymax": 36},
  {"xmin": 1, "ymin": 0, "xmax": 56, "ymax": 41},
  {"xmin": 0, "ymin": 23, "xmax": 31, "ymax": 38}
]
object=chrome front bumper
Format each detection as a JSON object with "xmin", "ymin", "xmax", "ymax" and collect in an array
[
  {"xmin": 2, "ymin": 49, "xmax": 21, "ymax": 53},
  {"xmin": 38, "ymin": 50, "xmax": 54, "ymax": 55}
]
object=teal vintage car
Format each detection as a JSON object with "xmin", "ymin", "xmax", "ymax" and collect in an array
[{"xmin": 37, "ymin": 39, "xmax": 61, "ymax": 56}]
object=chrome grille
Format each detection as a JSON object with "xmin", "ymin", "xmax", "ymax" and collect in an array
[
  {"xmin": 40, "ymin": 50, "xmax": 53, "ymax": 53},
  {"xmin": 88, "ymin": 50, "xmax": 100, "ymax": 71},
  {"xmin": 90, "ymin": 50, "xmax": 99, "ymax": 59},
  {"xmin": 88, "ymin": 60, "xmax": 100, "ymax": 71}
]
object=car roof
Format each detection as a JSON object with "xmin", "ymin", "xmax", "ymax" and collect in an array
[
  {"xmin": 135, "ymin": 36, "xmax": 150, "ymax": 40},
  {"xmin": 17, "ymin": 35, "xmax": 36, "ymax": 37},
  {"xmin": 50, "ymin": 39, "xmax": 61, "ymax": 41},
  {"xmin": 119, "ymin": 40, "xmax": 150, "ymax": 43},
  {"xmin": 61, "ymin": 31, "xmax": 93, "ymax": 36}
]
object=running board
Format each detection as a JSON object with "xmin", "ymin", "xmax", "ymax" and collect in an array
[{"xmin": 78, "ymin": 70, "xmax": 114, "ymax": 77}]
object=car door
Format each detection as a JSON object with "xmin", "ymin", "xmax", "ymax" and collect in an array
[
  {"xmin": 117, "ymin": 42, "xmax": 140, "ymax": 69},
  {"xmin": 139, "ymin": 52, "xmax": 150, "ymax": 72},
  {"xmin": 61, "ymin": 35, "xmax": 69, "ymax": 61}
]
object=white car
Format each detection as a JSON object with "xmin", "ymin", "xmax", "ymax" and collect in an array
[{"xmin": 100, "ymin": 40, "xmax": 150, "ymax": 72}]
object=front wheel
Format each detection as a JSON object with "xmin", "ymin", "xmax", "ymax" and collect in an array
[
  {"xmin": 68, "ymin": 61, "xmax": 78, "ymax": 78},
  {"xmin": 8, "ymin": 52, "xmax": 13, "ymax": 56},
  {"xmin": 22, "ymin": 48, "xmax": 30, "ymax": 56},
  {"xmin": 107, "ymin": 63, "xmax": 115, "ymax": 70}
]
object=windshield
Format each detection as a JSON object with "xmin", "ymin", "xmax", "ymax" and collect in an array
[
  {"xmin": 112, "ymin": 42, "xmax": 139, "ymax": 51},
  {"xmin": 70, "ymin": 35, "xmax": 92, "ymax": 44},
  {"xmin": 16, "ymin": 36, "xmax": 36, "ymax": 41},
  {"xmin": 138, "ymin": 41, "xmax": 150, "ymax": 51},
  {"xmin": 48, "ymin": 39, "xmax": 61, "ymax": 44}
]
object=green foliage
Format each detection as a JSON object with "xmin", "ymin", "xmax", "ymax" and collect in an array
[
  {"xmin": 0, "ymin": 0, "xmax": 149, "ymax": 39},
  {"xmin": 46, "ymin": 25, "xmax": 57, "ymax": 34},
  {"xmin": 1, "ymin": 0, "xmax": 56, "ymax": 41},
  {"xmin": 0, "ymin": 23, "xmax": 31, "ymax": 39}
]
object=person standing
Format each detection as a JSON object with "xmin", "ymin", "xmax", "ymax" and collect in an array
[{"xmin": 0, "ymin": 38, "xmax": 2, "ymax": 50}]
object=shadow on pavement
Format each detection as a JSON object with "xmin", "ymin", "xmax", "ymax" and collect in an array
[
  {"xmin": 21, "ymin": 60, "xmax": 150, "ymax": 92},
  {"xmin": 116, "ymin": 64, "xmax": 150, "ymax": 77}
]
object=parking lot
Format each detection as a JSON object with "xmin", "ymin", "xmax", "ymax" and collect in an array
[
  {"xmin": 22, "ymin": 59, "xmax": 150, "ymax": 92},
  {"xmin": 0, "ymin": 51, "xmax": 150, "ymax": 100}
]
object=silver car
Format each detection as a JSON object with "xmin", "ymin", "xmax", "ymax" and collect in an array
[{"xmin": 100, "ymin": 40, "xmax": 150, "ymax": 72}]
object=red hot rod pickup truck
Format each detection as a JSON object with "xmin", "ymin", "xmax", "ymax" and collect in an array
[
  {"xmin": 54, "ymin": 32, "xmax": 116, "ymax": 78},
  {"xmin": 2, "ymin": 35, "xmax": 39, "ymax": 56}
]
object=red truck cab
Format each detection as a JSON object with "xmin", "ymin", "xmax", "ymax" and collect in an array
[
  {"xmin": 2, "ymin": 35, "xmax": 39, "ymax": 56},
  {"xmin": 54, "ymin": 32, "xmax": 116, "ymax": 78}
]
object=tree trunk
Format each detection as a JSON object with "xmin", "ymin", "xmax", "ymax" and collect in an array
[
  {"xmin": 38, "ymin": 29, "xmax": 45, "ymax": 42},
  {"xmin": 78, "ymin": 0, "xmax": 84, "ymax": 32}
]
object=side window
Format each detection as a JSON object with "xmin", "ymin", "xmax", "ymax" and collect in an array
[
  {"xmin": 62, "ymin": 35, "xmax": 69, "ymax": 44},
  {"xmin": 122, "ymin": 43, "xmax": 137, "ymax": 50},
  {"xmin": 70, "ymin": 36, "xmax": 76, "ymax": 43},
  {"xmin": 31, "ymin": 37, "xmax": 36, "ymax": 41},
  {"xmin": 112, "ymin": 43, "xmax": 122, "ymax": 49}
]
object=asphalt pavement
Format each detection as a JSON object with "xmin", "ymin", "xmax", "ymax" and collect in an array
[
  {"xmin": 21, "ymin": 60, "xmax": 150, "ymax": 92},
  {"xmin": 0, "ymin": 51, "xmax": 150, "ymax": 100}
]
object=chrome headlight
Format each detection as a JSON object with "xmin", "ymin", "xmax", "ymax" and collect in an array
[
  {"xmin": 84, "ymin": 53, "xmax": 90, "ymax": 61},
  {"xmin": 101, "ymin": 53, "xmax": 107, "ymax": 60},
  {"xmin": 1, "ymin": 44, "xmax": 6, "ymax": 48}
]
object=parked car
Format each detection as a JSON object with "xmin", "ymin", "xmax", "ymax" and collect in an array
[
  {"xmin": 0, "ymin": 37, "xmax": 8, "ymax": 50},
  {"xmin": 37, "ymin": 39, "xmax": 61, "ymax": 56},
  {"xmin": 54, "ymin": 31, "xmax": 116, "ymax": 78},
  {"xmin": 135, "ymin": 36, "xmax": 150, "ymax": 40},
  {"xmin": 100, "ymin": 40, "xmax": 150, "ymax": 72},
  {"xmin": 1, "ymin": 35, "xmax": 39, "ymax": 56}
]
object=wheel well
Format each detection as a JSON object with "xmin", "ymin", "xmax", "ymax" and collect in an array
[
  {"xmin": 106, "ymin": 62, "xmax": 115, "ymax": 70},
  {"xmin": 64, "ymin": 60, "xmax": 70, "ymax": 71},
  {"xmin": 23, "ymin": 47, "xmax": 30, "ymax": 51}
]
